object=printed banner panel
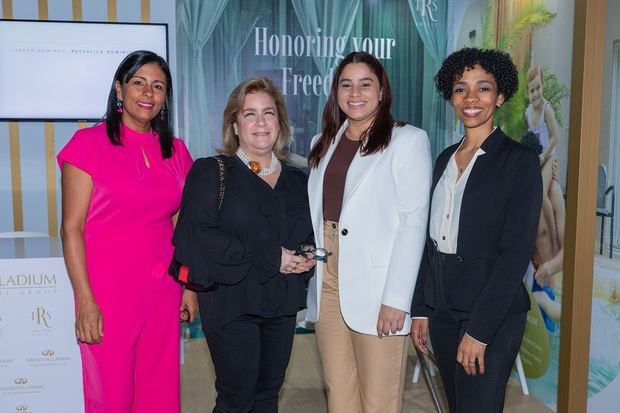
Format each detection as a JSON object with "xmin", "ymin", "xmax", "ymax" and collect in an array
[{"xmin": 0, "ymin": 258, "xmax": 83, "ymax": 413}]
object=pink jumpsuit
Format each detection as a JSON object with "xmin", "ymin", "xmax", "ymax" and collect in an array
[{"xmin": 58, "ymin": 123, "xmax": 193, "ymax": 413}]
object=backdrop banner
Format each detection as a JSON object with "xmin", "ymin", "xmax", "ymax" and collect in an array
[
  {"xmin": 176, "ymin": 0, "xmax": 431, "ymax": 159},
  {"xmin": 177, "ymin": 1, "xmax": 620, "ymax": 411},
  {"xmin": 0, "ymin": 257, "xmax": 83, "ymax": 413}
]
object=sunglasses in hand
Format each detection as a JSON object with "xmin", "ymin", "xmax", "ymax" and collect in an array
[{"xmin": 294, "ymin": 244, "xmax": 332, "ymax": 262}]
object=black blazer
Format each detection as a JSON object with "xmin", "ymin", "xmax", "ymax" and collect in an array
[
  {"xmin": 411, "ymin": 128, "xmax": 542, "ymax": 344},
  {"xmin": 172, "ymin": 155, "xmax": 314, "ymax": 333}
]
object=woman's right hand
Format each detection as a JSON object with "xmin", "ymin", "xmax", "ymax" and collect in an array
[
  {"xmin": 280, "ymin": 247, "xmax": 314, "ymax": 275},
  {"xmin": 61, "ymin": 163, "xmax": 101, "ymax": 344},
  {"xmin": 75, "ymin": 300, "xmax": 104, "ymax": 344},
  {"xmin": 411, "ymin": 318, "xmax": 429, "ymax": 355}
]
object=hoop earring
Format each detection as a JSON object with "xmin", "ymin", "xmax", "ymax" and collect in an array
[{"xmin": 116, "ymin": 98, "xmax": 123, "ymax": 114}]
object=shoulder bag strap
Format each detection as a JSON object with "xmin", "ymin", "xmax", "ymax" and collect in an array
[{"xmin": 215, "ymin": 155, "xmax": 225, "ymax": 211}]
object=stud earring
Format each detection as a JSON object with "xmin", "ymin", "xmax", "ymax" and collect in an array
[{"xmin": 116, "ymin": 98, "xmax": 123, "ymax": 114}]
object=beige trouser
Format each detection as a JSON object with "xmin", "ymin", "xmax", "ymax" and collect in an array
[{"xmin": 315, "ymin": 221, "xmax": 408, "ymax": 413}]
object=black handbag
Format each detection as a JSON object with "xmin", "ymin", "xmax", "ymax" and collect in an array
[{"xmin": 169, "ymin": 156, "xmax": 225, "ymax": 291}]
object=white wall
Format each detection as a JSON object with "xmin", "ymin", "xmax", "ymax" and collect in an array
[
  {"xmin": 0, "ymin": 0, "xmax": 177, "ymax": 235},
  {"xmin": 456, "ymin": 0, "xmax": 483, "ymax": 49},
  {"xmin": 599, "ymin": 0, "xmax": 620, "ymax": 169}
]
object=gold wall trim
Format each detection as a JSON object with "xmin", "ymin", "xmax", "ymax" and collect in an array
[
  {"xmin": 2, "ymin": 1, "xmax": 18, "ymax": 229},
  {"xmin": 38, "ymin": 0, "xmax": 48, "ymax": 19},
  {"xmin": 141, "ymin": 0, "xmax": 150, "ymax": 23},
  {"xmin": 38, "ymin": 0, "xmax": 57, "ymax": 236},
  {"xmin": 44, "ymin": 123, "xmax": 58, "ymax": 236},
  {"xmin": 72, "ymin": 0, "xmax": 82, "ymax": 21},
  {"xmin": 9, "ymin": 122, "xmax": 23, "ymax": 231},
  {"xmin": 557, "ymin": 0, "xmax": 606, "ymax": 411},
  {"xmin": 2, "ymin": 0, "xmax": 12, "ymax": 19},
  {"xmin": 107, "ymin": 0, "xmax": 116, "ymax": 22}
]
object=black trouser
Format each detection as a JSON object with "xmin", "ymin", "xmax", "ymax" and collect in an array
[
  {"xmin": 205, "ymin": 314, "xmax": 297, "ymax": 413},
  {"xmin": 428, "ymin": 247, "xmax": 527, "ymax": 413}
]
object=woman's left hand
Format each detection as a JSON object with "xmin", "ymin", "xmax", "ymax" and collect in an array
[
  {"xmin": 180, "ymin": 289, "xmax": 198, "ymax": 322},
  {"xmin": 457, "ymin": 333, "xmax": 486, "ymax": 375},
  {"xmin": 299, "ymin": 258, "xmax": 317, "ymax": 273},
  {"xmin": 280, "ymin": 248, "xmax": 316, "ymax": 274},
  {"xmin": 376, "ymin": 304, "xmax": 406, "ymax": 338}
]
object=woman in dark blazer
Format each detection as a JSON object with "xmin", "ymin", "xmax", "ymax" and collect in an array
[
  {"xmin": 411, "ymin": 48, "xmax": 542, "ymax": 413},
  {"xmin": 172, "ymin": 76, "xmax": 315, "ymax": 412}
]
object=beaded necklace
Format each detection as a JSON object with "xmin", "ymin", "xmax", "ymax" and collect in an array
[{"xmin": 236, "ymin": 147, "xmax": 280, "ymax": 176}]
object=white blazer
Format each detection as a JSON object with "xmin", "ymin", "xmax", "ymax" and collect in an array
[{"xmin": 306, "ymin": 121, "xmax": 432, "ymax": 335}]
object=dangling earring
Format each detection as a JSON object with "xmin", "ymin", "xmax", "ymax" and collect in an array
[
  {"xmin": 160, "ymin": 106, "xmax": 167, "ymax": 121},
  {"xmin": 116, "ymin": 98, "xmax": 123, "ymax": 114}
]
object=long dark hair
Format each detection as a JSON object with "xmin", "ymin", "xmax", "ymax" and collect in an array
[
  {"xmin": 308, "ymin": 51, "xmax": 399, "ymax": 168},
  {"xmin": 104, "ymin": 50, "xmax": 174, "ymax": 159}
]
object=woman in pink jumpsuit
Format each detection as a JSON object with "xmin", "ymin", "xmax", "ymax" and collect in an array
[{"xmin": 58, "ymin": 50, "xmax": 196, "ymax": 413}]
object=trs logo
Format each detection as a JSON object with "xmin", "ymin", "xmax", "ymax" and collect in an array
[
  {"xmin": 16, "ymin": 405, "xmax": 28, "ymax": 412},
  {"xmin": 41, "ymin": 349, "xmax": 55, "ymax": 357},
  {"xmin": 14, "ymin": 378, "xmax": 28, "ymax": 385},
  {"xmin": 31, "ymin": 307, "xmax": 51, "ymax": 328},
  {"xmin": 415, "ymin": 0, "xmax": 439, "ymax": 22}
]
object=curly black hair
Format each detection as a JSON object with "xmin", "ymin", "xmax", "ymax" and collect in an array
[{"xmin": 435, "ymin": 47, "xmax": 519, "ymax": 102}]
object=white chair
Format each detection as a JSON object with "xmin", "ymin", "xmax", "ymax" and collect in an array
[
  {"xmin": 412, "ymin": 344, "xmax": 445, "ymax": 412},
  {"xmin": 596, "ymin": 164, "xmax": 615, "ymax": 258},
  {"xmin": 412, "ymin": 351, "xmax": 437, "ymax": 383},
  {"xmin": 515, "ymin": 353, "xmax": 529, "ymax": 395},
  {"xmin": 180, "ymin": 324, "xmax": 190, "ymax": 364},
  {"xmin": 295, "ymin": 309, "xmax": 315, "ymax": 330}
]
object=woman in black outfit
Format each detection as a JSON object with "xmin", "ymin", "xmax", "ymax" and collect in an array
[
  {"xmin": 411, "ymin": 48, "xmax": 543, "ymax": 412},
  {"xmin": 172, "ymin": 76, "xmax": 315, "ymax": 413}
]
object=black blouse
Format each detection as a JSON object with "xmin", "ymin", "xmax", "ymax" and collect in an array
[{"xmin": 172, "ymin": 155, "xmax": 314, "ymax": 333}]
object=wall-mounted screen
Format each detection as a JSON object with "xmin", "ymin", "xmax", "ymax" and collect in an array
[{"xmin": 0, "ymin": 19, "xmax": 168, "ymax": 121}]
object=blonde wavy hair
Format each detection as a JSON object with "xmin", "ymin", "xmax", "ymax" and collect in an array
[
  {"xmin": 219, "ymin": 76, "xmax": 291, "ymax": 160},
  {"xmin": 527, "ymin": 63, "xmax": 543, "ymax": 86}
]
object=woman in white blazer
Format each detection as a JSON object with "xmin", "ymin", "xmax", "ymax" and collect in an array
[{"xmin": 306, "ymin": 51, "xmax": 432, "ymax": 413}]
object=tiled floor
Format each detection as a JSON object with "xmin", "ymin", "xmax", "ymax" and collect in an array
[{"xmin": 181, "ymin": 335, "xmax": 553, "ymax": 412}]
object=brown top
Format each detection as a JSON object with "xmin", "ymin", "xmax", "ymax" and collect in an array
[{"xmin": 322, "ymin": 135, "xmax": 360, "ymax": 222}]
